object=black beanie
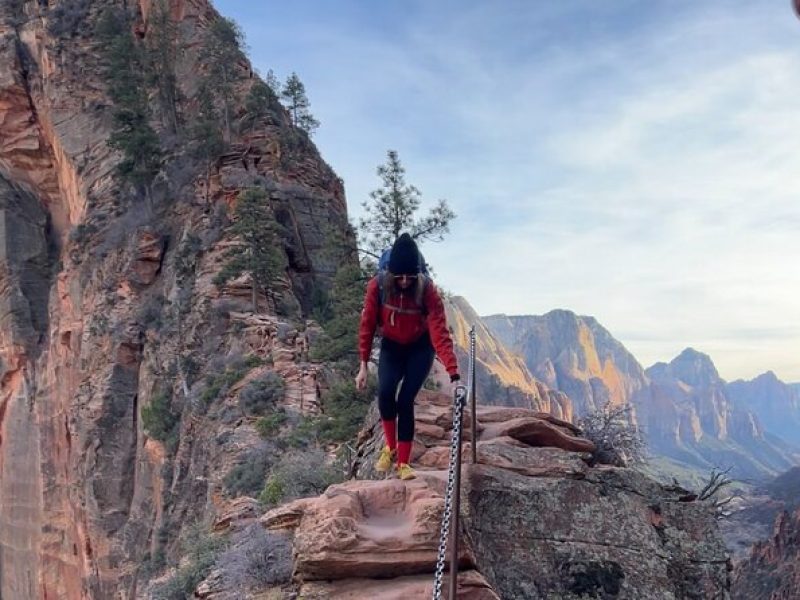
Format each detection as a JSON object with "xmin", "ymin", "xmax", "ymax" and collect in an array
[{"xmin": 388, "ymin": 233, "xmax": 420, "ymax": 275}]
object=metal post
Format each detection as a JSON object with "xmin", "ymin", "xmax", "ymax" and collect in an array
[
  {"xmin": 448, "ymin": 386, "xmax": 467, "ymax": 600},
  {"xmin": 469, "ymin": 326, "xmax": 477, "ymax": 464}
]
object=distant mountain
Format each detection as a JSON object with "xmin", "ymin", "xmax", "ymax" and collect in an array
[
  {"xmin": 765, "ymin": 466, "xmax": 800, "ymax": 509},
  {"xmin": 643, "ymin": 349, "xmax": 797, "ymax": 481},
  {"xmin": 482, "ymin": 310, "xmax": 647, "ymax": 416},
  {"xmin": 728, "ymin": 373, "xmax": 800, "ymax": 446},
  {"xmin": 482, "ymin": 311, "xmax": 799, "ymax": 481},
  {"xmin": 444, "ymin": 298, "xmax": 573, "ymax": 417}
]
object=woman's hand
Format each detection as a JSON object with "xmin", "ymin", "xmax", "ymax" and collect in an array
[
  {"xmin": 447, "ymin": 373, "xmax": 462, "ymax": 397},
  {"xmin": 355, "ymin": 362, "xmax": 369, "ymax": 391}
]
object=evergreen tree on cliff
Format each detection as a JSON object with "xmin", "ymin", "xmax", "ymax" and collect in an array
[
  {"xmin": 97, "ymin": 7, "xmax": 162, "ymax": 204},
  {"xmin": 264, "ymin": 68, "xmax": 281, "ymax": 97},
  {"xmin": 213, "ymin": 188, "xmax": 287, "ymax": 312},
  {"xmin": 241, "ymin": 80, "xmax": 277, "ymax": 137},
  {"xmin": 190, "ymin": 82, "xmax": 226, "ymax": 205},
  {"xmin": 145, "ymin": 0, "xmax": 181, "ymax": 134},
  {"xmin": 359, "ymin": 150, "xmax": 455, "ymax": 255},
  {"xmin": 311, "ymin": 222, "xmax": 363, "ymax": 367},
  {"xmin": 316, "ymin": 152, "xmax": 456, "ymax": 365},
  {"xmin": 199, "ymin": 16, "xmax": 244, "ymax": 142},
  {"xmin": 281, "ymin": 72, "xmax": 320, "ymax": 136}
]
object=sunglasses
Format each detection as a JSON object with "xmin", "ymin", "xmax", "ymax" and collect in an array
[{"xmin": 393, "ymin": 274, "xmax": 418, "ymax": 281}]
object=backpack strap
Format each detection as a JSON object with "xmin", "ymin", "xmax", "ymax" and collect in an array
[
  {"xmin": 377, "ymin": 277, "xmax": 429, "ymax": 326},
  {"xmin": 382, "ymin": 303, "xmax": 425, "ymax": 315}
]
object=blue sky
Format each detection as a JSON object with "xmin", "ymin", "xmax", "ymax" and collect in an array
[{"xmin": 214, "ymin": 0, "xmax": 800, "ymax": 382}]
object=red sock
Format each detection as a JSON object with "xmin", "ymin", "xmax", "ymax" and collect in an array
[
  {"xmin": 381, "ymin": 419, "xmax": 397, "ymax": 450},
  {"xmin": 397, "ymin": 441, "xmax": 413, "ymax": 465}
]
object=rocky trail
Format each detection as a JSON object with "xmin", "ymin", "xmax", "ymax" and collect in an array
[
  {"xmin": 200, "ymin": 389, "xmax": 729, "ymax": 598},
  {"xmin": 254, "ymin": 390, "xmax": 595, "ymax": 599}
]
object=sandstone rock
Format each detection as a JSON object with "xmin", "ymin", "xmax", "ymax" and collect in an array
[
  {"xmin": 483, "ymin": 416, "xmax": 596, "ymax": 453},
  {"xmin": 213, "ymin": 496, "xmax": 261, "ymax": 532},
  {"xmin": 299, "ymin": 569, "xmax": 499, "ymax": 600},
  {"xmin": 732, "ymin": 507, "xmax": 800, "ymax": 599},
  {"xmin": 127, "ymin": 229, "xmax": 165, "ymax": 286},
  {"xmin": 0, "ymin": 0, "xmax": 349, "ymax": 593},
  {"xmin": 474, "ymin": 437, "xmax": 589, "ymax": 478},
  {"xmin": 415, "ymin": 420, "xmax": 446, "ymax": 442},
  {"xmin": 0, "ymin": 175, "xmax": 51, "ymax": 354},
  {"xmin": 261, "ymin": 478, "xmax": 475, "ymax": 581},
  {"xmin": 195, "ymin": 568, "xmax": 228, "ymax": 599},
  {"xmin": 251, "ymin": 389, "xmax": 728, "ymax": 599},
  {"xmin": 462, "ymin": 464, "xmax": 730, "ymax": 599}
]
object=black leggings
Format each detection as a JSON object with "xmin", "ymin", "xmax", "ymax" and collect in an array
[{"xmin": 378, "ymin": 334, "xmax": 436, "ymax": 441}]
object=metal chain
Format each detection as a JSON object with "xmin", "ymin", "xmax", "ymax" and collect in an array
[
  {"xmin": 432, "ymin": 325, "xmax": 475, "ymax": 600},
  {"xmin": 432, "ymin": 384, "xmax": 467, "ymax": 600},
  {"xmin": 469, "ymin": 327, "xmax": 476, "ymax": 395}
]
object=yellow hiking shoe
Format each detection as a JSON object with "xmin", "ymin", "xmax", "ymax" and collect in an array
[
  {"xmin": 375, "ymin": 446, "xmax": 395, "ymax": 473},
  {"xmin": 397, "ymin": 463, "xmax": 416, "ymax": 481}
]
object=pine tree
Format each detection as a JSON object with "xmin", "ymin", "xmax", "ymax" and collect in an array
[
  {"xmin": 310, "ymin": 261, "xmax": 367, "ymax": 368},
  {"xmin": 241, "ymin": 80, "xmax": 276, "ymax": 136},
  {"xmin": 146, "ymin": 0, "xmax": 180, "ymax": 134},
  {"xmin": 96, "ymin": 7, "xmax": 162, "ymax": 204},
  {"xmin": 280, "ymin": 72, "xmax": 320, "ymax": 136},
  {"xmin": 213, "ymin": 188, "xmax": 287, "ymax": 312},
  {"xmin": 359, "ymin": 150, "xmax": 455, "ymax": 254},
  {"xmin": 190, "ymin": 82, "xmax": 226, "ymax": 205},
  {"xmin": 264, "ymin": 69, "xmax": 281, "ymax": 97},
  {"xmin": 309, "ymin": 221, "xmax": 367, "ymax": 367},
  {"xmin": 199, "ymin": 16, "xmax": 244, "ymax": 141}
]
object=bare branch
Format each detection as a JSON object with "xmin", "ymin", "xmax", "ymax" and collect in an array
[{"xmin": 698, "ymin": 466, "xmax": 733, "ymax": 501}]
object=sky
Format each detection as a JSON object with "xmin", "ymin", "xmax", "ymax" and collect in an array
[{"xmin": 213, "ymin": 0, "xmax": 800, "ymax": 383}]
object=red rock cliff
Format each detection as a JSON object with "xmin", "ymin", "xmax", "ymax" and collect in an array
[{"xmin": 0, "ymin": 0, "xmax": 347, "ymax": 597}]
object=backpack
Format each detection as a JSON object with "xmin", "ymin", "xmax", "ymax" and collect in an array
[{"xmin": 375, "ymin": 246, "xmax": 430, "ymax": 316}]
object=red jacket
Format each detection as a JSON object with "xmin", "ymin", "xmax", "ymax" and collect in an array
[{"xmin": 358, "ymin": 277, "xmax": 459, "ymax": 377}]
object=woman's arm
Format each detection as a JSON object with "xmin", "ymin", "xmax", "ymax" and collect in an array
[
  {"xmin": 358, "ymin": 277, "xmax": 380, "ymax": 364},
  {"xmin": 424, "ymin": 282, "xmax": 460, "ymax": 380}
]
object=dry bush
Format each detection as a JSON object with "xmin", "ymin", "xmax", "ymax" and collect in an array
[
  {"xmin": 220, "ymin": 523, "xmax": 292, "ymax": 592},
  {"xmin": 577, "ymin": 403, "xmax": 646, "ymax": 467}
]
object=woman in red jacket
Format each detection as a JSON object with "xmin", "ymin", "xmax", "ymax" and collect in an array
[{"xmin": 355, "ymin": 233, "xmax": 460, "ymax": 480}]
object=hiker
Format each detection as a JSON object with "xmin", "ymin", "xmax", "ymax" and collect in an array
[{"xmin": 355, "ymin": 233, "xmax": 460, "ymax": 480}]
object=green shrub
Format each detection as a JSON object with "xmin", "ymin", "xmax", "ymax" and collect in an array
[
  {"xmin": 141, "ymin": 391, "xmax": 179, "ymax": 450},
  {"xmin": 258, "ymin": 449, "xmax": 341, "ymax": 507},
  {"xmin": 284, "ymin": 416, "xmax": 321, "ymax": 448},
  {"xmin": 194, "ymin": 355, "xmax": 262, "ymax": 414},
  {"xmin": 258, "ymin": 474, "xmax": 285, "ymax": 505},
  {"xmin": 256, "ymin": 411, "xmax": 288, "ymax": 438},
  {"xmin": 244, "ymin": 354, "xmax": 264, "ymax": 368},
  {"xmin": 153, "ymin": 521, "xmax": 228, "ymax": 599},
  {"xmin": 175, "ymin": 233, "xmax": 202, "ymax": 281},
  {"xmin": 48, "ymin": 0, "xmax": 91, "ymax": 38},
  {"xmin": 423, "ymin": 375, "xmax": 441, "ymax": 391},
  {"xmin": 224, "ymin": 445, "xmax": 273, "ymax": 497},
  {"xmin": 316, "ymin": 379, "xmax": 374, "ymax": 444},
  {"xmin": 137, "ymin": 294, "xmax": 165, "ymax": 332},
  {"xmin": 239, "ymin": 372, "xmax": 285, "ymax": 416}
]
